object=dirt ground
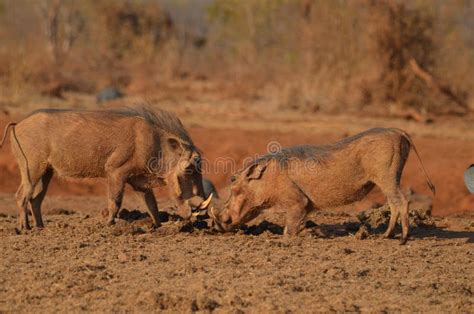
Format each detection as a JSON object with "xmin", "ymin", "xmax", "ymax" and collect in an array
[
  {"xmin": 0, "ymin": 196, "xmax": 472, "ymax": 313},
  {"xmin": 0, "ymin": 101, "xmax": 473, "ymax": 312}
]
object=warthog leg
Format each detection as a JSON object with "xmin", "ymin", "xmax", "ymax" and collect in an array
[
  {"xmin": 106, "ymin": 174, "xmax": 126, "ymax": 225},
  {"xmin": 383, "ymin": 207, "xmax": 399, "ymax": 239},
  {"xmin": 398, "ymin": 195, "xmax": 410, "ymax": 245},
  {"xmin": 15, "ymin": 185, "xmax": 31, "ymax": 230},
  {"xmin": 376, "ymin": 183, "xmax": 409, "ymax": 244},
  {"xmin": 383, "ymin": 193, "xmax": 402, "ymax": 239},
  {"xmin": 133, "ymin": 187, "xmax": 161, "ymax": 228},
  {"xmin": 30, "ymin": 168, "xmax": 53, "ymax": 228},
  {"xmin": 15, "ymin": 165, "xmax": 51, "ymax": 230},
  {"xmin": 283, "ymin": 193, "xmax": 310, "ymax": 236}
]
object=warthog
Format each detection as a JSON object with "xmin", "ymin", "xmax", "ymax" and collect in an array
[
  {"xmin": 0, "ymin": 107, "xmax": 212, "ymax": 230},
  {"xmin": 211, "ymin": 128, "xmax": 435, "ymax": 244}
]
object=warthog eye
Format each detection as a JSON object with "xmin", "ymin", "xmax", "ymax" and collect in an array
[{"xmin": 231, "ymin": 175, "xmax": 236, "ymax": 183}]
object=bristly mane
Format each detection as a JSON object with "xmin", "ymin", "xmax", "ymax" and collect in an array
[
  {"xmin": 243, "ymin": 128, "xmax": 394, "ymax": 171},
  {"xmin": 28, "ymin": 106, "xmax": 193, "ymax": 144},
  {"xmin": 115, "ymin": 107, "xmax": 193, "ymax": 144},
  {"xmin": 245, "ymin": 145, "xmax": 331, "ymax": 171}
]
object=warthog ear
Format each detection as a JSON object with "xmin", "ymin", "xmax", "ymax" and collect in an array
[{"xmin": 245, "ymin": 163, "xmax": 267, "ymax": 181}]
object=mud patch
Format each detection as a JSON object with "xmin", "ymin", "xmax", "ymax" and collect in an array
[
  {"xmin": 357, "ymin": 203, "xmax": 436, "ymax": 231},
  {"xmin": 0, "ymin": 207, "xmax": 472, "ymax": 312}
]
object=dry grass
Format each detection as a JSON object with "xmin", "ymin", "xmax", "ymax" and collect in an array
[{"xmin": 0, "ymin": 0, "xmax": 472, "ymax": 115}]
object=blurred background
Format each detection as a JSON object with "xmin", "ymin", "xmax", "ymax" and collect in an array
[{"xmin": 0, "ymin": 0, "xmax": 473, "ymax": 116}]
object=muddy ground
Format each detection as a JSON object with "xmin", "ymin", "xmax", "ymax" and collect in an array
[
  {"xmin": 1, "ymin": 103, "xmax": 474, "ymax": 312},
  {"xmin": 0, "ymin": 195, "xmax": 473, "ymax": 313}
]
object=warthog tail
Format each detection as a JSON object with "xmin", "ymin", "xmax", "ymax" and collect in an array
[
  {"xmin": 3, "ymin": 122, "xmax": 33, "ymax": 188},
  {"xmin": 390, "ymin": 128, "xmax": 436, "ymax": 195},
  {"xmin": 0, "ymin": 122, "xmax": 16, "ymax": 148}
]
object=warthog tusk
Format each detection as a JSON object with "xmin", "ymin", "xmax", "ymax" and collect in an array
[
  {"xmin": 192, "ymin": 209, "xmax": 208, "ymax": 217},
  {"xmin": 199, "ymin": 193, "xmax": 213, "ymax": 209}
]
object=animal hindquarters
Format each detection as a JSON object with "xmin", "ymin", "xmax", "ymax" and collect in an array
[
  {"xmin": 11, "ymin": 130, "xmax": 51, "ymax": 229},
  {"xmin": 370, "ymin": 135, "xmax": 410, "ymax": 243}
]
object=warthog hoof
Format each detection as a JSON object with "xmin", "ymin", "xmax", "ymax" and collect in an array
[
  {"xmin": 107, "ymin": 218, "xmax": 116, "ymax": 226},
  {"xmin": 399, "ymin": 237, "xmax": 408, "ymax": 245}
]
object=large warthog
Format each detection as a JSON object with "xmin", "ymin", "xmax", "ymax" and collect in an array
[
  {"xmin": 210, "ymin": 128, "xmax": 435, "ymax": 244},
  {"xmin": 0, "ymin": 107, "xmax": 212, "ymax": 230}
]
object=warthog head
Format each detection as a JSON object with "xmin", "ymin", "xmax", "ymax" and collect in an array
[
  {"xmin": 141, "ymin": 108, "xmax": 213, "ymax": 220},
  {"xmin": 157, "ymin": 137, "xmax": 213, "ymax": 219},
  {"xmin": 210, "ymin": 161, "xmax": 270, "ymax": 231}
]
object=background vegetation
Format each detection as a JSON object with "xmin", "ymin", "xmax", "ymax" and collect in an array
[{"xmin": 0, "ymin": 0, "xmax": 473, "ymax": 115}]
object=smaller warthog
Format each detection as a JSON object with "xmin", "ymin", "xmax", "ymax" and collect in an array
[
  {"xmin": 0, "ymin": 107, "xmax": 212, "ymax": 230},
  {"xmin": 211, "ymin": 128, "xmax": 435, "ymax": 244}
]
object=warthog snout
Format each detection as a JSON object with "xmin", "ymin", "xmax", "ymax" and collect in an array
[
  {"xmin": 175, "ymin": 193, "xmax": 213, "ymax": 220},
  {"xmin": 190, "ymin": 193, "xmax": 213, "ymax": 216},
  {"xmin": 209, "ymin": 205, "xmax": 235, "ymax": 232}
]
